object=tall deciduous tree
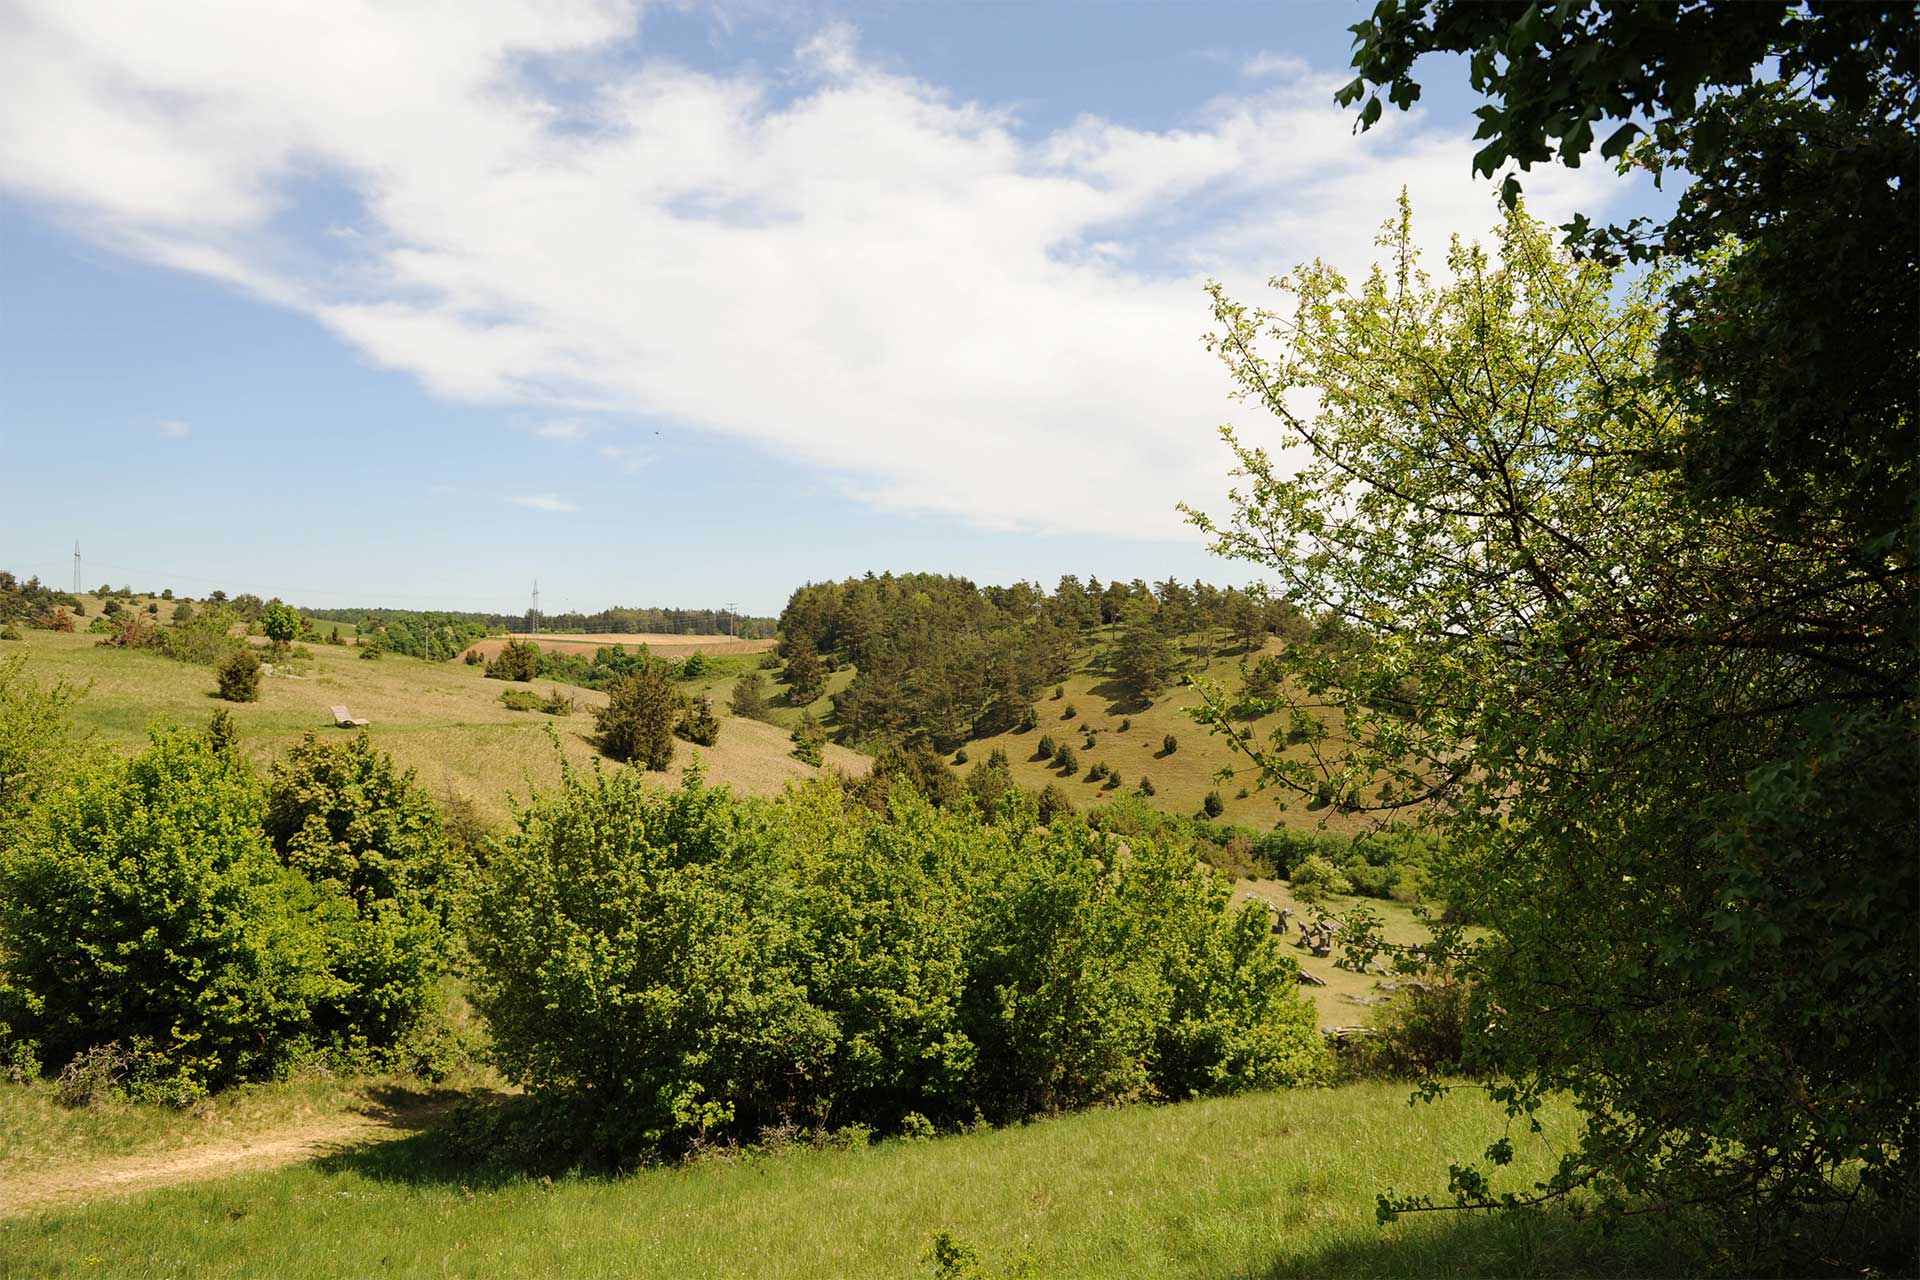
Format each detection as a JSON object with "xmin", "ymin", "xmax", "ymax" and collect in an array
[{"xmin": 1188, "ymin": 203, "xmax": 1916, "ymax": 1256}]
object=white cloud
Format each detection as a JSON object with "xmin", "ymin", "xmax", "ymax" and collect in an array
[
  {"xmin": 0, "ymin": 3, "xmax": 1634, "ymax": 539},
  {"xmin": 535, "ymin": 419, "xmax": 589, "ymax": 441},
  {"xmin": 509, "ymin": 493, "xmax": 579, "ymax": 513},
  {"xmin": 156, "ymin": 419, "xmax": 191, "ymax": 439},
  {"xmin": 1242, "ymin": 53, "xmax": 1309, "ymax": 80}
]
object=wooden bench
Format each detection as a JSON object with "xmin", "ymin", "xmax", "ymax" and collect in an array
[{"xmin": 330, "ymin": 704, "xmax": 369, "ymax": 728}]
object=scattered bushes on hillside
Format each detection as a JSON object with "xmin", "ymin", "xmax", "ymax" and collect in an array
[
  {"xmin": 466, "ymin": 772, "xmax": 1329, "ymax": 1163},
  {"xmin": 1201, "ymin": 790, "xmax": 1225, "ymax": 818},
  {"xmin": 1052, "ymin": 745, "xmax": 1078, "ymax": 776},
  {"xmin": 594, "ymin": 669, "xmax": 679, "ymax": 770},
  {"xmin": 486, "ymin": 638, "xmax": 541, "ymax": 683},
  {"xmin": 215, "ymin": 648, "xmax": 262, "ymax": 702},
  {"xmin": 1035, "ymin": 735, "xmax": 1056, "ymax": 761}
]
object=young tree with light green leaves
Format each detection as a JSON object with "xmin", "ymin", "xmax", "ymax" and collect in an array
[{"xmin": 1187, "ymin": 201, "xmax": 1916, "ymax": 1249}]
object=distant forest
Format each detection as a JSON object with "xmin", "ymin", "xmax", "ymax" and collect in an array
[
  {"xmin": 303, "ymin": 604, "xmax": 777, "ymax": 640},
  {"xmin": 778, "ymin": 572, "xmax": 1306, "ymax": 752}
]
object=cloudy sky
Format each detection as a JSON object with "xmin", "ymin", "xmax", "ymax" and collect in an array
[{"xmin": 0, "ymin": 1, "xmax": 1649, "ymax": 614}]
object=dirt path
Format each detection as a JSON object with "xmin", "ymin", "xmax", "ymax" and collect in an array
[{"xmin": 0, "ymin": 1107, "xmax": 429, "ymax": 1218}]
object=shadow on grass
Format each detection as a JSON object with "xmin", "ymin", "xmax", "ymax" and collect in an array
[
  {"xmin": 1253, "ymin": 1202, "xmax": 1918, "ymax": 1280},
  {"xmin": 1086, "ymin": 678, "xmax": 1153, "ymax": 717},
  {"xmin": 310, "ymin": 1091, "xmax": 624, "ymax": 1192}
]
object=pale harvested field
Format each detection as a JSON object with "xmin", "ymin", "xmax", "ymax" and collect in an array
[{"xmin": 464, "ymin": 632, "xmax": 778, "ymax": 660}]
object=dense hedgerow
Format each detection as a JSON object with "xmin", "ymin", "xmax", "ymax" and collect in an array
[{"xmin": 467, "ymin": 768, "xmax": 1329, "ymax": 1164}]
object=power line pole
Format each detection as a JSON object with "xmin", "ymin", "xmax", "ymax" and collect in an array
[
  {"xmin": 725, "ymin": 602, "xmax": 738, "ymax": 638},
  {"xmin": 72, "ymin": 542, "xmax": 81, "ymax": 595},
  {"xmin": 531, "ymin": 580, "xmax": 541, "ymax": 635}
]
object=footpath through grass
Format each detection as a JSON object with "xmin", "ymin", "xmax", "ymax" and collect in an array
[{"xmin": 0, "ymin": 1084, "xmax": 1675, "ymax": 1279}]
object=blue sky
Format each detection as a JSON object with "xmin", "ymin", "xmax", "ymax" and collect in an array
[{"xmin": 0, "ymin": 1, "xmax": 1655, "ymax": 616}]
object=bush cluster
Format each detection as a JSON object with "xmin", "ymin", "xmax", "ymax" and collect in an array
[
  {"xmin": 486, "ymin": 638, "xmax": 541, "ymax": 682},
  {"xmin": 467, "ymin": 772, "xmax": 1329, "ymax": 1163},
  {"xmin": 0, "ymin": 722, "xmax": 465, "ymax": 1101}
]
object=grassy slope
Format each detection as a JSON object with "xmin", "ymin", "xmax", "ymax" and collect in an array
[
  {"xmin": 957, "ymin": 628, "xmax": 1373, "ymax": 834},
  {"xmin": 0, "ymin": 1084, "xmax": 1672, "ymax": 1279},
  {"xmin": 0, "ymin": 632, "xmax": 866, "ymax": 824}
]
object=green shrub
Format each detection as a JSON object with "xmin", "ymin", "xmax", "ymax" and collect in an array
[
  {"xmin": 541, "ymin": 687, "xmax": 575, "ymax": 716},
  {"xmin": 1289, "ymin": 852, "xmax": 1352, "ymax": 903},
  {"xmin": 1119, "ymin": 718, "xmax": 1132, "ymax": 733},
  {"xmin": 1062, "ymin": 703, "xmax": 1077, "ymax": 720},
  {"xmin": 486, "ymin": 638, "xmax": 540, "ymax": 682},
  {"xmin": 171, "ymin": 601, "xmax": 193, "ymax": 623},
  {"xmin": 261, "ymin": 602, "xmax": 300, "ymax": 647},
  {"xmin": 215, "ymin": 648, "xmax": 262, "ymax": 702},
  {"xmin": 1104, "ymin": 770, "xmax": 1122, "ymax": 791},
  {"xmin": 953, "ymin": 748, "xmax": 968, "ymax": 765},
  {"xmin": 1014, "ymin": 706, "xmax": 1038, "ymax": 732},
  {"xmin": 1051, "ymin": 685, "xmax": 1064, "ymax": 700},
  {"xmin": 1162, "ymin": 734, "xmax": 1178, "ymax": 755},
  {"xmin": 499, "ymin": 688, "xmax": 543, "ymax": 712},
  {"xmin": 678, "ymin": 696, "xmax": 721, "ymax": 747},
  {"xmin": 790, "ymin": 711, "xmax": 827, "ymax": 767},
  {"xmin": 263, "ymin": 733, "xmax": 457, "ymax": 1056},
  {"xmin": 729, "ymin": 670, "xmax": 773, "ymax": 721},
  {"xmin": 1053, "ymin": 745, "xmax": 1079, "ymax": 775},
  {"xmin": 1036, "ymin": 783, "xmax": 1074, "ymax": 825},
  {"xmin": 965, "ymin": 758, "xmax": 1015, "ymax": 816},
  {"xmin": 1087, "ymin": 762, "xmax": 1108, "ymax": 782},
  {"xmin": 679, "ymin": 651, "xmax": 710, "ymax": 679},
  {"xmin": 1343, "ymin": 975, "xmax": 1478, "ymax": 1080},
  {"xmin": 466, "ymin": 773, "xmax": 1329, "ymax": 1162},
  {"xmin": 1201, "ymin": 790, "xmax": 1225, "ymax": 818},
  {"xmin": 0, "ymin": 729, "xmax": 336, "ymax": 1094},
  {"xmin": 461, "ymin": 644, "xmax": 482, "ymax": 663},
  {"xmin": 1138, "ymin": 775, "xmax": 1155, "ymax": 797},
  {"xmin": 1035, "ymin": 735, "xmax": 1056, "ymax": 761},
  {"xmin": 0, "ymin": 624, "xmax": 19, "ymax": 642},
  {"xmin": 595, "ymin": 669, "xmax": 679, "ymax": 769}
]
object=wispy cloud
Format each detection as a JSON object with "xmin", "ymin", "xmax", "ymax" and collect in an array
[
  {"xmin": 534, "ymin": 418, "xmax": 588, "ymax": 441},
  {"xmin": 1242, "ymin": 53, "xmax": 1309, "ymax": 79},
  {"xmin": 156, "ymin": 418, "xmax": 191, "ymax": 439},
  {"xmin": 509, "ymin": 493, "xmax": 579, "ymax": 513},
  {"xmin": 0, "ymin": 4, "xmax": 1634, "ymax": 538},
  {"xmin": 598, "ymin": 445, "xmax": 651, "ymax": 474}
]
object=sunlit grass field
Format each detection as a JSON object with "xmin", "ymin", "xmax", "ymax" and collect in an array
[
  {"xmin": 0, "ymin": 630, "xmax": 865, "ymax": 823},
  {"xmin": 0, "ymin": 1083, "xmax": 1673, "ymax": 1280}
]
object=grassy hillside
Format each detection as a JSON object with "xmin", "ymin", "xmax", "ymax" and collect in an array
[
  {"xmin": 913, "ymin": 626, "xmax": 1374, "ymax": 835},
  {"xmin": 0, "ymin": 1083, "xmax": 1675, "ymax": 1279},
  {"xmin": 0, "ymin": 631, "xmax": 866, "ymax": 824}
]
